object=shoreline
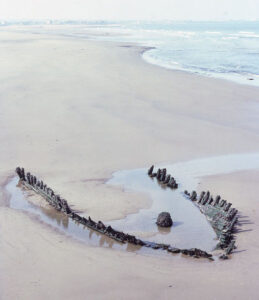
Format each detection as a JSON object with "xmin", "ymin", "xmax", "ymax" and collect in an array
[
  {"xmin": 0, "ymin": 27, "xmax": 259, "ymax": 299},
  {"xmin": 138, "ymin": 45, "xmax": 259, "ymax": 89},
  {"xmin": 78, "ymin": 24, "xmax": 259, "ymax": 88},
  {"xmin": 3, "ymin": 24, "xmax": 259, "ymax": 89},
  {"xmin": 141, "ymin": 47, "xmax": 259, "ymax": 89}
]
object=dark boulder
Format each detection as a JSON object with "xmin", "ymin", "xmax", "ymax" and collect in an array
[{"xmin": 156, "ymin": 212, "xmax": 173, "ymax": 227}]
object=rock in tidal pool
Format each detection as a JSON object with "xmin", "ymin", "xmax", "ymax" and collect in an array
[{"xmin": 156, "ymin": 212, "xmax": 173, "ymax": 227}]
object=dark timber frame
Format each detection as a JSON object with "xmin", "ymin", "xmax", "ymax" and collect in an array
[{"xmin": 15, "ymin": 166, "xmax": 238, "ymax": 260}]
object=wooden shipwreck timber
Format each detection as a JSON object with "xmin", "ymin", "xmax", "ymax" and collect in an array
[
  {"xmin": 15, "ymin": 166, "xmax": 238, "ymax": 260},
  {"xmin": 148, "ymin": 165, "xmax": 238, "ymax": 258},
  {"xmin": 183, "ymin": 190, "xmax": 237, "ymax": 255},
  {"xmin": 148, "ymin": 165, "xmax": 178, "ymax": 189}
]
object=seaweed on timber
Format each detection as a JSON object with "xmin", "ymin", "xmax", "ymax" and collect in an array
[
  {"xmin": 148, "ymin": 165, "xmax": 238, "ymax": 257},
  {"xmin": 183, "ymin": 189, "xmax": 238, "ymax": 255}
]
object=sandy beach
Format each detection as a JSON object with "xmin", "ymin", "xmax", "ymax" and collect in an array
[{"xmin": 1, "ymin": 26, "xmax": 259, "ymax": 299}]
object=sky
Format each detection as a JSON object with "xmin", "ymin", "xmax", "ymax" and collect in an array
[{"xmin": 0, "ymin": 0, "xmax": 259, "ymax": 21}]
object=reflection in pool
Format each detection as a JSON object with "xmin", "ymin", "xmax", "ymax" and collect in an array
[
  {"xmin": 108, "ymin": 153, "xmax": 259, "ymax": 250},
  {"xmin": 6, "ymin": 178, "xmax": 144, "ymax": 254},
  {"xmin": 6, "ymin": 153, "xmax": 259, "ymax": 255}
]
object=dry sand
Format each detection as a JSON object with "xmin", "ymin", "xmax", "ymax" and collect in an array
[{"xmin": 0, "ymin": 26, "xmax": 259, "ymax": 299}]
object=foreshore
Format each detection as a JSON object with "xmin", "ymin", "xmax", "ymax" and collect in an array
[{"xmin": 1, "ymin": 26, "xmax": 259, "ymax": 299}]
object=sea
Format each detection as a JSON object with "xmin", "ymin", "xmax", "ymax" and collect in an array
[{"xmin": 87, "ymin": 20, "xmax": 259, "ymax": 87}]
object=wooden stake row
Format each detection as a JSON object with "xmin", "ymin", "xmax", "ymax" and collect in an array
[
  {"xmin": 148, "ymin": 165, "xmax": 178, "ymax": 189},
  {"xmin": 15, "ymin": 167, "xmax": 213, "ymax": 260},
  {"xmin": 184, "ymin": 189, "xmax": 238, "ymax": 256}
]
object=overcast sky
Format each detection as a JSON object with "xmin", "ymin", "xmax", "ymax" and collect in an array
[{"xmin": 1, "ymin": 0, "xmax": 259, "ymax": 21}]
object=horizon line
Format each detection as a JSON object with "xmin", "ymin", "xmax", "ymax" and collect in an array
[{"xmin": 1, "ymin": 18, "xmax": 259, "ymax": 23}]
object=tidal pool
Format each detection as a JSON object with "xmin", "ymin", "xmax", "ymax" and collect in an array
[
  {"xmin": 107, "ymin": 153, "xmax": 259, "ymax": 251},
  {"xmin": 5, "ymin": 178, "xmax": 140, "ymax": 253},
  {"xmin": 5, "ymin": 152, "xmax": 259, "ymax": 255}
]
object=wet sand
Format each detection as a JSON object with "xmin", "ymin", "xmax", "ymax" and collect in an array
[{"xmin": 1, "ymin": 26, "xmax": 259, "ymax": 299}]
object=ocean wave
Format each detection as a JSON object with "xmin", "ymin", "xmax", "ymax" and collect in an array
[
  {"xmin": 143, "ymin": 47, "xmax": 259, "ymax": 86},
  {"xmin": 205, "ymin": 31, "xmax": 222, "ymax": 35},
  {"xmin": 87, "ymin": 21, "xmax": 259, "ymax": 87},
  {"xmin": 231, "ymin": 31, "xmax": 259, "ymax": 38},
  {"xmin": 222, "ymin": 36, "xmax": 238, "ymax": 40},
  {"xmin": 143, "ymin": 29, "xmax": 196, "ymax": 38}
]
